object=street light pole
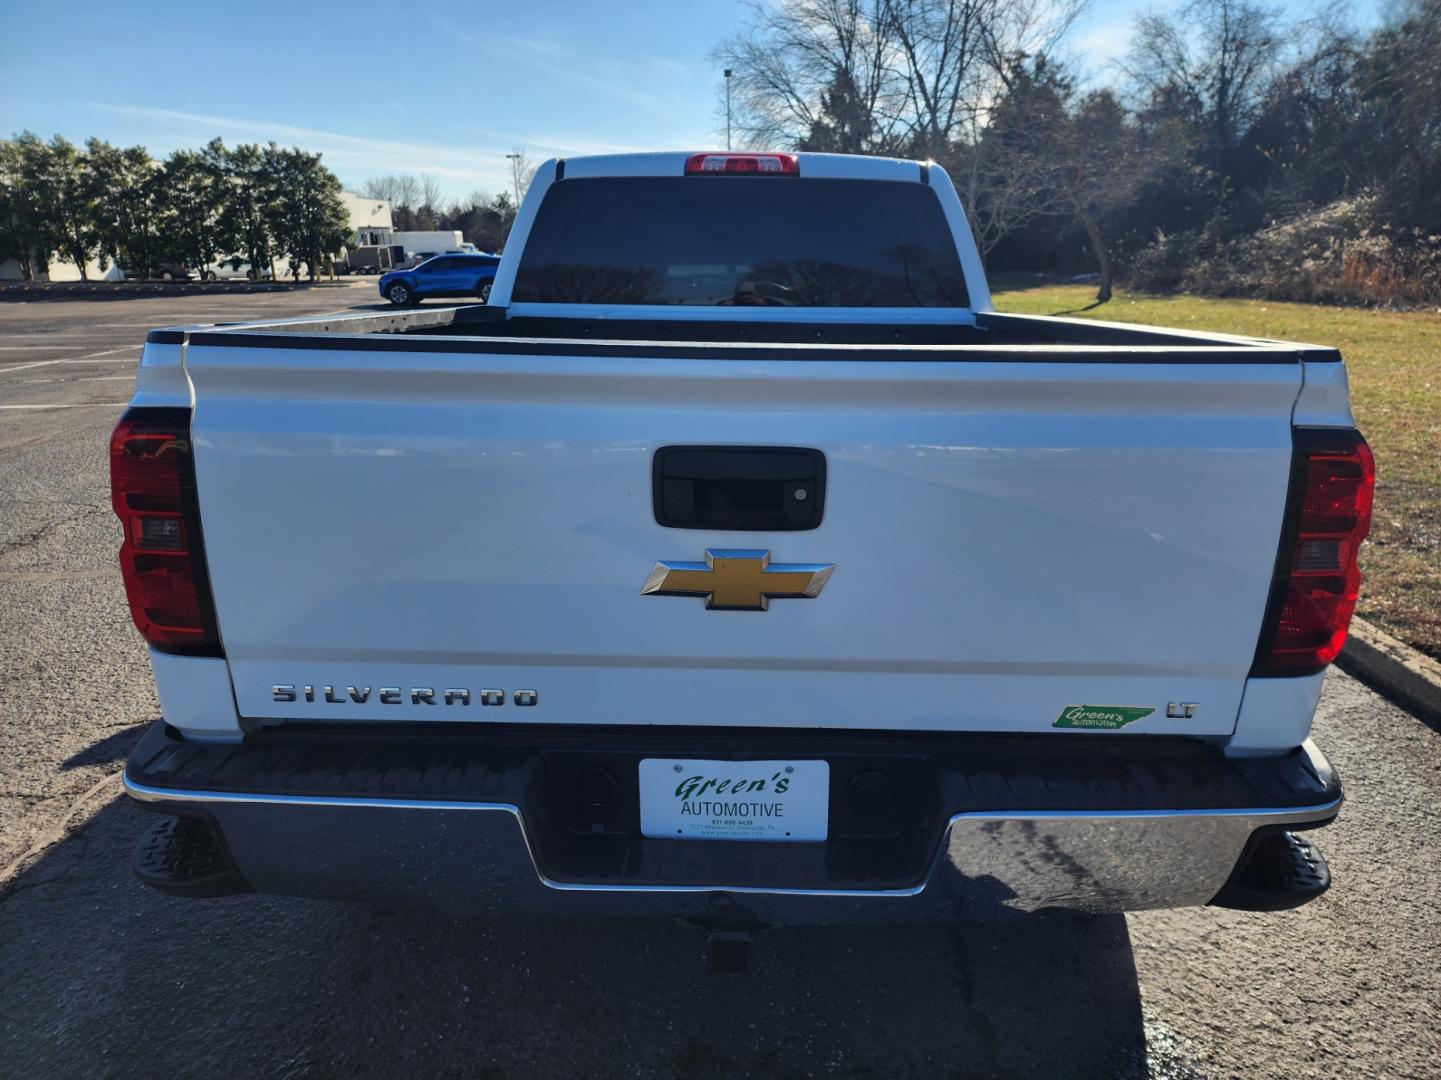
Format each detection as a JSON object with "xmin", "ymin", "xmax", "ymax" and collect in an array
[
  {"xmin": 724, "ymin": 69, "xmax": 733, "ymax": 150},
  {"xmin": 505, "ymin": 152, "xmax": 522, "ymax": 208}
]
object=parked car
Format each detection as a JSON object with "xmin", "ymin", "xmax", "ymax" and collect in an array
[
  {"xmin": 114, "ymin": 151, "xmax": 1366, "ymax": 939},
  {"xmin": 202, "ymin": 260, "xmax": 273, "ymax": 282},
  {"xmin": 378, "ymin": 252, "xmax": 501, "ymax": 305},
  {"xmin": 123, "ymin": 261, "xmax": 195, "ymax": 282},
  {"xmin": 406, "ymin": 249, "xmax": 479, "ymax": 267}
]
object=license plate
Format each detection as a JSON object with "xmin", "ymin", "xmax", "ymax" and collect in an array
[{"xmin": 639, "ymin": 758, "xmax": 829, "ymax": 842}]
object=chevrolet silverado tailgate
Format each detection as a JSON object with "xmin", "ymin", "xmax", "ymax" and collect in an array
[{"xmin": 184, "ymin": 336, "xmax": 1300, "ymax": 736}]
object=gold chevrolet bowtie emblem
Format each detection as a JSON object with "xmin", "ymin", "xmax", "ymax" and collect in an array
[{"xmin": 641, "ymin": 549, "xmax": 835, "ymax": 611}]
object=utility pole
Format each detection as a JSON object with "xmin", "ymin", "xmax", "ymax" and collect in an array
[
  {"xmin": 724, "ymin": 69, "xmax": 733, "ymax": 151},
  {"xmin": 505, "ymin": 152, "xmax": 522, "ymax": 208}
]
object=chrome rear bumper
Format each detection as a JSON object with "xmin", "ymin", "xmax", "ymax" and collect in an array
[{"xmin": 123, "ymin": 723, "xmax": 1340, "ymax": 920}]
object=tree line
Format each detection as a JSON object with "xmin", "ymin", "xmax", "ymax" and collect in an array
[
  {"xmin": 716, "ymin": 0, "xmax": 1441, "ymax": 305},
  {"xmin": 358, "ymin": 151, "xmax": 537, "ymax": 255},
  {"xmin": 0, "ymin": 135, "xmax": 351, "ymax": 282}
]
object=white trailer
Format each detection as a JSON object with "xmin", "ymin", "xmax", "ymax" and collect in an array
[{"xmin": 391, "ymin": 230, "xmax": 475, "ymax": 256}]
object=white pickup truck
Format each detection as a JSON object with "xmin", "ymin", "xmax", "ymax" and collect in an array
[{"xmin": 115, "ymin": 152, "xmax": 1371, "ymax": 941}]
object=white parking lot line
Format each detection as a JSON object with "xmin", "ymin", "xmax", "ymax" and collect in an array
[
  {"xmin": 0, "ymin": 347, "xmax": 140, "ymax": 373},
  {"xmin": 20, "ymin": 375, "xmax": 138, "ymax": 384},
  {"xmin": 0, "ymin": 331, "xmax": 117, "ymax": 338},
  {"xmin": 0, "ymin": 403, "xmax": 129, "ymax": 409}
]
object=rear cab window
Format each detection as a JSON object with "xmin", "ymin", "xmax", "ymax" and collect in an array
[{"xmin": 513, "ymin": 177, "xmax": 968, "ymax": 308}]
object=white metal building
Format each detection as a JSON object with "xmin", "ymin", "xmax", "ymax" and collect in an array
[{"xmin": 341, "ymin": 191, "xmax": 393, "ymax": 246}]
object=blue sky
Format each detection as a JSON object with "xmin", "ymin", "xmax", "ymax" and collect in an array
[{"xmin": 2, "ymin": 0, "xmax": 1383, "ymax": 203}]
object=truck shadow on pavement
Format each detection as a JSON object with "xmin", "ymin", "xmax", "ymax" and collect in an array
[
  {"xmin": 59, "ymin": 722, "xmax": 151, "ymax": 770},
  {"xmin": 0, "ymin": 797, "xmax": 1150, "ymax": 1080}
]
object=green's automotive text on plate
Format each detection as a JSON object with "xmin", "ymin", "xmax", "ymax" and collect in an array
[{"xmin": 1053, "ymin": 705, "xmax": 1156, "ymax": 730}]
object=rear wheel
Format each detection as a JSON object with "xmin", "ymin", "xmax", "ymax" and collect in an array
[
  {"xmin": 478, "ymin": 280, "xmax": 492, "ymax": 303},
  {"xmin": 161, "ymin": 270, "xmax": 175, "ymax": 282},
  {"xmin": 386, "ymin": 282, "xmax": 414, "ymax": 306}
]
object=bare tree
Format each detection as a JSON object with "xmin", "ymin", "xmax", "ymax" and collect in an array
[
  {"xmin": 883, "ymin": 0, "xmax": 996, "ymax": 159},
  {"xmin": 889, "ymin": 0, "xmax": 1084, "ymax": 246},
  {"xmin": 980, "ymin": 0, "xmax": 1089, "ymax": 80},
  {"xmin": 1356, "ymin": 0, "xmax": 1441, "ymax": 229},
  {"xmin": 711, "ymin": 0, "xmax": 908, "ymax": 152},
  {"xmin": 1124, "ymin": 0, "xmax": 1283, "ymax": 185},
  {"xmin": 952, "ymin": 56, "xmax": 1069, "ymax": 258},
  {"xmin": 393, "ymin": 175, "xmax": 421, "ymax": 229},
  {"xmin": 716, "ymin": 0, "xmax": 1087, "ymax": 256},
  {"xmin": 716, "ymin": 0, "xmax": 1086, "ymax": 153},
  {"xmin": 1053, "ymin": 88, "xmax": 1164, "ymax": 300},
  {"xmin": 414, "ymin": 173, "xmax": 444, "ymax": 229},
  {"xmin": 442, "ymin": 190, "xmax": 519, "ymax": 254},
  {"xmin": 361, "ymin": 174, "xmax": 424, "ymax": 229},
  {"xmin": 359, "ymin": 175, "xmax": 399, "ymax": 203},
  {"xmin": 504, "ymin": 148, "xmax": 539, "ymax": 208}
]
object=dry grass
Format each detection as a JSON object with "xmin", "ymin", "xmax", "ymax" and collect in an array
[{"xmin": 992, "ymin": 280, "xmax": 1441, "ymax": 659}]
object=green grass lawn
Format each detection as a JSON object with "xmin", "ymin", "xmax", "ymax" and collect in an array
[{"xmin": 992, "ymin": 281, "xmax": 1441, "ymax": 660}]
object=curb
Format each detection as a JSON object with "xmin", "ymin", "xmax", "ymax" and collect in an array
[
  {"xmin": 1338, "ymin": 617, "xmax": 1441, "ymax": 724},
  {"xmin": 0, "ymin": 281, "xmax": 366, "ymax": 299}
]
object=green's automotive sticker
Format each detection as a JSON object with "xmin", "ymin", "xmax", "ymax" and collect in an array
[{"xmin": 1053, "ymin": 705, "xmax": 1155, "ymax": 730}]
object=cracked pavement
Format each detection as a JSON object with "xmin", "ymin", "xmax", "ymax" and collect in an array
[{"xmin": 0, "ymin": 290, "xmax": 1438, "ymax": 1079}]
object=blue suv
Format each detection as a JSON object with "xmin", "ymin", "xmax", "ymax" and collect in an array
[{"xmin": 379, "ymin": 253, "xmax": 501, "ymax": 306}]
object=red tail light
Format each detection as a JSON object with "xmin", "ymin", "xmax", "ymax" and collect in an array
[
  {"xmin": 109, "ymin": 408, "xmax": 221, "ymax": 655},
  {"xmin": 684, "ymin": 152, "xmax": 799, "ymax": 175},
  {"xmin": 1252, "ymin": 429, "xmax": 1374, "ymax": 676}
]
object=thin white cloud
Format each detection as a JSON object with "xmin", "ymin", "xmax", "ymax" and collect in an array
[
  {"xmin": 649, "ymin": 58, "xmax": 692, "ymax": 81},
  {"xmin": 434, "ymin": 21, "xmax": 676, "ymax": 117},
  {"xmin": 515, "ymin": 132, "xmax": 677, "ymax": 155},
  {"xmin": 501, "ymin": 35, "xmax": 571, "ymax": 60},
  {"xmin": 78, "ymin": 101, "xmax": 709, "ymax": 200},
  {"xmin": 82, "ymin": 102, "xmax": 524, "ymax": 194}
]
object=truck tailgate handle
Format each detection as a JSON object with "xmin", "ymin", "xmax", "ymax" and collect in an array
[{"xmin": 652, "ymin": 446, "xmax": 826, "ymax": 531}]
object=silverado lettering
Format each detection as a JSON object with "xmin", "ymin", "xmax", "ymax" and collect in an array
[{"xmin": 270, "ymin": 685, "xmax": 534, "ymax": 706}]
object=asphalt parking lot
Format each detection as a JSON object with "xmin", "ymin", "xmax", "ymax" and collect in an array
[{"xmin": 1, "ymin": 287, "xmax": 1438, "ymax": 1079}]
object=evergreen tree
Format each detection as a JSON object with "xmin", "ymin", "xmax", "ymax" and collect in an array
[
  {"xmin": 86, "ymin": 139, "xmax": 167, "ymax": 277},
  {"xmin": 0, "ymin": 133, "xmax": 52, "ymax": 280},
  {"xmin": 164, "ymin": 139, "xmax": 229, "ymax": 276},
  {"xmin": 267, "ymin": 147, "xmax": 349, "ymax": 280},
  {"xmin": 219, "ymin": 143, "xmax": 277, "ymax": 275},
  {"xmin": 39, "ymin": 136, "xmax": 101, "ymax": 279}
]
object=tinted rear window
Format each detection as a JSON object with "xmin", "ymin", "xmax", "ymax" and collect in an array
[{"xmin": 512, "ymin": 177, "xmax": 968, "ymax": 307}]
